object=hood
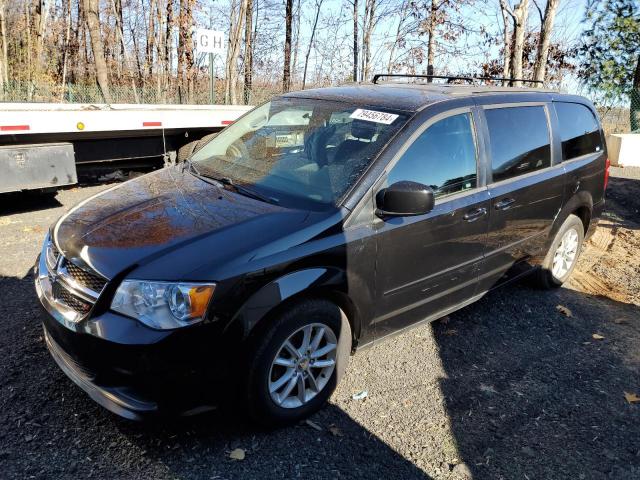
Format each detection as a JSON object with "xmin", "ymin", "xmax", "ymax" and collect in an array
[{"xmin": 53, "ymin": 167, "xmax": 315, "ymax": 279}]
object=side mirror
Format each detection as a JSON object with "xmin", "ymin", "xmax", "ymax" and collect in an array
[{"xmin": 375, "ymin": 181, "xmax": 435, "ymax": 217}]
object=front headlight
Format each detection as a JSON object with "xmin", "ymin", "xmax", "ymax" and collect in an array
[{"xmin": 111, "ymin": 280, "xmax": 216, "ymax": 330}]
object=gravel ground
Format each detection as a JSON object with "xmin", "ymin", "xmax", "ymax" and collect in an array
[{"xmin": 1, "ymin": 171, "xmax": 639, "ymax": 480}]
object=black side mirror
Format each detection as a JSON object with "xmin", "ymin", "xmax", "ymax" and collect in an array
[{"xmin": 375, "ymin": 181, "xmax": 435, "ymax": 217}]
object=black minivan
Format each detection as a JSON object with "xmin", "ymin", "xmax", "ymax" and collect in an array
[{"xmin": 35, "ymin": 76, "xmax": 608, "ymax": 425}]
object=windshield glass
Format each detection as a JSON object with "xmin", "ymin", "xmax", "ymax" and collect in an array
[{"xmin": 190, "ymin": 97, "xmax": 408, "ymax": 209}]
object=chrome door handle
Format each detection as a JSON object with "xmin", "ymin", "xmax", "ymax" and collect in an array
[
  {"xmin": 463, "ymin": 207, "xmax": 487, "ymax": 222},
  {"xmin": 495, "ymin": 197, "xmax": 516, "ymax": 210}
]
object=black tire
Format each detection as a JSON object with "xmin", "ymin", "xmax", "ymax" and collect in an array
[
  {"xmin": 245, "ymin": 298, "xmax": 351, "ymax": 427},
  {"xmin": 176, "ymin": 139, "xmax": 198, "ymax": 163},
  {"xmin": 535, "ymin": 213, "xmax": 585, "ymax": 289}
]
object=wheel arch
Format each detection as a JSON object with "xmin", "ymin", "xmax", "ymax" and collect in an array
[
  {"xmin": 550, "ymin": 191, "xmax": 594, "ymax": 242},
  {"xmin": 231, "ymin": 267, "xmax": 361, "ymax": 351}
]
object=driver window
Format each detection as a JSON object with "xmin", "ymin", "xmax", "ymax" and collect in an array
[{"xmin": 387, "ymin": 113, "xmax": 478, "ymax": 199}]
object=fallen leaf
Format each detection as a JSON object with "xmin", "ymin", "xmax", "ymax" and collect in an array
[
  {"xmin": 328, "ymin": 425, "xmax": 343, "ymax": 437},
  {"xmin": 443, "ymin": 329, "xmax": 458, "ymax": 336},
  {"xmin": 624, "ymin": 392, "xmax": 640, "ymax": 404},
  {"xmin": 229, "ymin": 448, "xmax": 245, "ymax": 461},
  {"xmin": 556, "ymin": 305, "xmax": 573, "ymax": 317},
  {"xmin": 592, "ymin": 333, "xmax": 605, "ymax": 340},
  {"xmin": 613, "ymin": 318, "xmax": 628, "ymax": 325},
  {"xmin": 352, "ymin": 390, "xmax": 368, "ymax": 401},
  {"xmin": 440, "ymin": 316, "xmax": 450, "ymax": 325},
  {"xmin": 305, "ymin": 419, "xmax": 322, "ymax": 431}
]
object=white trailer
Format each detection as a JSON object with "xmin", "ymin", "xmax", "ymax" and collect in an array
[{"xmin": 0, "ymin": 103, "xmax": 252, "ymax": 194}]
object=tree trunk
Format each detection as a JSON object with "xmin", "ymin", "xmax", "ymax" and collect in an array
[
  {"xmin": 0, "ymin": 0, "xmax": 8, "ymax": 89},
  {"xmin": 426, "ymin": 0, "xmax": 438, "ymax": 81},
  {"xmin": 631, "ymin": 54, "xmax": 640, "ymax": 132},
  {"xmin": 302, "ymin": 0, "xmax": 323, "ymax": 89},
  {"xmin": 60, "ymin": 0, "xmax": 72, "ymax": 100},
  {"xmin": 83, "ymin": 0, "xmax": 112, "ymax": 103},
  {"xmin": 353, "ymin": 0, "xmax": 358, "ymax": 81},
  {"xmin": 509, "ymin": 0, "xmax": 529, "ymax": 86},
  {"xmin": 111, "ymin": 0, "xmax": 139, "ymax": 102},
  {"xmin": 499, "ymin": 0, "xmax": 512, "ymax": 79},
  {"xmin": 146, "ymin": 0, "xmax": 156, "ymax": 80},
  {"xmin": 362, "ymin": 0, "xmax": 376, "ymax": 82},
  {"xmin": 533, "ymin": 0, "xmax": 559, "ymax": 83},
  {"xmin": 282, "ymin": 0, "xmax": 293, "ymax": 92},
  {"xmin": 225, "ymin": 0, "xmax": 247, "ymax": 104},
  {"xmin": 243, "ymin": 0, "xmax": 253, "ymax": 104},
  {"xmin": 33, "ymin": 0, "xmax": 47, "ymax": 80},
  {"xmin": 291, "ymin": 0, "xmax": 301, "ymax": 87},
  {"xmin": 164, "ymin": 0, "xmax": 173, "ymax": 101}
]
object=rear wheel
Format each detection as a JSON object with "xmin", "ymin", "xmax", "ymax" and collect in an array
[
  {"xmin": 245, "ymin": 299, "xmax": 351, "ymax": 427},
  {"xmin": 535, "ymin": 214, "xmax": 585, "ymax": 288}
]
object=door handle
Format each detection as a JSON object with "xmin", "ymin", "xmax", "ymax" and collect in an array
[
  {"xmin": 494, "ymin": 197, "xmax": 516, "ymax": 210},
  {"xmin": 463, "ymin": 207, "xmax": 487, "ymax": 222}
]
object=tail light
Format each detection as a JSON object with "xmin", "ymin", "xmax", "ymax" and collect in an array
[{"xmin": 604, "ymin": 157, "xmax": 610, "ymax": 190}]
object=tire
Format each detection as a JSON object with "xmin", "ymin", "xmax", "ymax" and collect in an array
[
  {"xmin": 245, "ymin": 298, "xmax": 351, "ymax": 427},
  {"xmin": 176, "ymin": 139, "xmax": 198, "ymax": 163},
  {"xmin": 535, "ymin": 213, "xmax": 585, "ymax": 289}
]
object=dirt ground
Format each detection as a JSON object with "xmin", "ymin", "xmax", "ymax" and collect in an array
[{"xmin": 0, "ymin": 169, "xmax": 639, "ymax": 480}]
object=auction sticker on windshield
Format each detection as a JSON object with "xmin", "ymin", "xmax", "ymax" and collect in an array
[{"xmin": 350, "ymin": 109, "xmax": 399, "ymax": 124}]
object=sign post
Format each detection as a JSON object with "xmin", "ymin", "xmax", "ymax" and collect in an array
[{"xmin": 195, "ymin": 29, "xmax": 225, "ymax": 104}]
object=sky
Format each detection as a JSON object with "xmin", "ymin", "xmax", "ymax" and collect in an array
[{"xmin": 196, "ymin": 0, "xmax": 591, "ymax": 94}]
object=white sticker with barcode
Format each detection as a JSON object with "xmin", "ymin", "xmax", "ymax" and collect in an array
[{"xmin": 349, "ymin": 108, "xmax": 399, "ymax": 124}]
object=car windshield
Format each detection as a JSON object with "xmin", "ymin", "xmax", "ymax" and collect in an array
[{"xmin": 189, "ymin": 97, "xmax": 408, "ymax": 209}]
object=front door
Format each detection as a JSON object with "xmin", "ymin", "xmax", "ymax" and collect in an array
[{"xmin": 373, "ymin": 110, "xmax": 490, "ymax": 339}]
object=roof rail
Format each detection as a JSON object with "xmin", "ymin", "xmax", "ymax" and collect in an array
[{"xmin": 371, "ymin": 73, "xmax": 544, "ymax": 87}]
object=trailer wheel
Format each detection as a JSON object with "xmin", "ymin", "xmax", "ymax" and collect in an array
[{"xmin": 177, "ymin": 140, "xmax": 198, "ymax": 163}]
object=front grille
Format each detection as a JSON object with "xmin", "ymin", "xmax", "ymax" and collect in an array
[
  {"xmin": 65, "ymin": 261, "xmax": 107, "ymax": 292},
  {"xmin": 52, "ymin": 282, "xmax": 92, "ymax": 314}
]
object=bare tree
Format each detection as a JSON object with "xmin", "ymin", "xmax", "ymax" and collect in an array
[
  {"xmin": 533, "ymin": 0, "xmax": 560, "ymax": 82},
  {"xmin": 302, "ymin": 0, "xmax": 323, "ymax": 89},
  {"xmin": 283, "ymin": 0, "xmax": 293, "ymax": 92},
  {"xmin": 225, "ymin": 0, "xmax": 248, "ymax": 103},
  {"xmin": 244, "ymin": 0, "xmax": 254, "ymax": 104},
  {"xmin": 352, "ymin": 0, "xmax": 358, "ymax": 81},
  {"xmin": 0, "ymin": 0, "xmax": 7, "ymax": 89},
  {"xmin": 111, "ymin": 0, "xmax": 139, "ymax": 102},
  {"xmin": 83, "ymin": 0, "xmax": 112, "ymax": 102},
  {"xmin": 499, "ymin": 0, "xmax": 512, "ymax": 78},
  {"xmin": 502, "ymin": 0, "xmax": 529, "ymax": 85}
]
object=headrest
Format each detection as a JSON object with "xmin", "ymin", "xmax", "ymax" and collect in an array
[{"xmin": 351, "ymin": 120, "xmax": 377, "ymax": 140}]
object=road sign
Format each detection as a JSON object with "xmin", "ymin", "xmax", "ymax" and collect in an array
[{"xmin": 195, "ymin": 29, "xmax": 225, "ymax": 54}]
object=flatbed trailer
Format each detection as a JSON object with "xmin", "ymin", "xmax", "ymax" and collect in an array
[{"xmin": 0, "ymin": 103, "xmax": 252, "ymax": 194}]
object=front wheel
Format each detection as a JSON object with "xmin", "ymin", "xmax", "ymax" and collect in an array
[
  {"xmin": 245, "ymin": 299, "xmax": 351, "ymax": 427},
  {"xmin": 535, "ymin": 214, "xmax": 585, "ymax": 288}
]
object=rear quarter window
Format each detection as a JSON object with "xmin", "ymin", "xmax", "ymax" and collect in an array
[{"xmin": 554, "ymin": 102, "xmax": 603, "ymax": 161}]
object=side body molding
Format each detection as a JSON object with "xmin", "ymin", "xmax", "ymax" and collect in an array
[{"xmin": 233, "ymin": 267, "xmax": 348, "ymax": 338}]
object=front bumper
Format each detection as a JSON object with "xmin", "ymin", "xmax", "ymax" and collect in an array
[{"xmin": 35, "ymin": 248, "xmax": 235, "ymax": 420}]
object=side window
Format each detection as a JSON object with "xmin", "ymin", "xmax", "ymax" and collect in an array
[
  {"xmin": 485, "ymin": 106, "xmax": 551, "ymax": 182},
  {"xmin": 387, "ymin": 113, "xmax": 477, "ymax": 199},
  {"xmin": 554, "ymin": 102, "xmax": 602, "ymax": 161}
]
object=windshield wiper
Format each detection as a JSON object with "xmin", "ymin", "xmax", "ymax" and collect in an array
[{"xmin": 189, "ymin": 166, "xmax": 279, "ymax": 205}]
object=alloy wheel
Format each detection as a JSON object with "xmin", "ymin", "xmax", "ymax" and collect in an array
[
  {"xmin": 268, "ymin": 323, "xmax": 337, "ymax": 409},
  {"xmin": 552, "ymin": 228, "xmax": 580, "ymax": 279}
]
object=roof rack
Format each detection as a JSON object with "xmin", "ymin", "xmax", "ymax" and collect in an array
[{"xmin": 371, "ymin": 73, "xmax": 544, "ymax": 88}]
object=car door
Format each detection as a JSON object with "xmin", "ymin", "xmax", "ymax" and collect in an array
[
  {"xmin": 372, "ymin": 108, "xmax": 491, "ymax": 339},
  {"xmin": 476, "ymin": 102, "xmax": 565, "ymax": 292}
]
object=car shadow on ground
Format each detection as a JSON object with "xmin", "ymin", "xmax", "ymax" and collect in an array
[
  {"xmin": 0, "ymin": 272, "xmax": 431, "ymax": 480},
  {"xmin": 432, "ymin": 282, "xmax": 640, "ymax": 479}
]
